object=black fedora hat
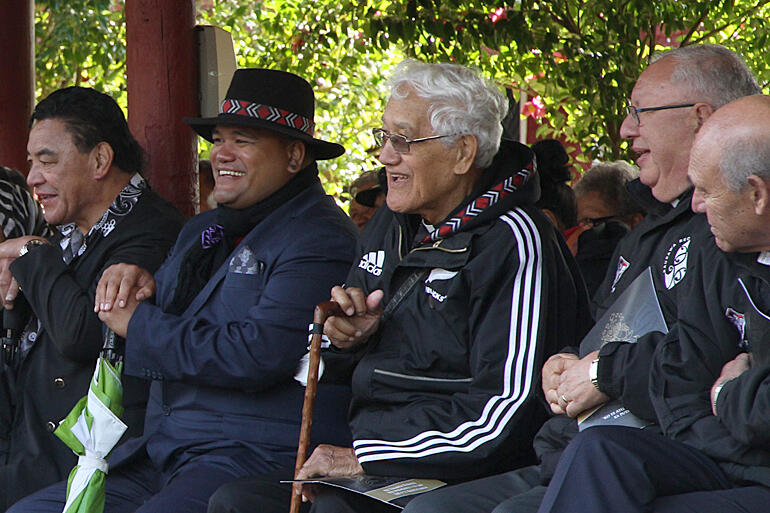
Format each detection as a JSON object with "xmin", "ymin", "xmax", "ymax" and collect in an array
[{"xmin": 184, "ymin": 68, "xmax": 344, "ymax": 160}]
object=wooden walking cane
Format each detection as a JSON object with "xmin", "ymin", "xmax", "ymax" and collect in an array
[{"xmin": 289, "ymin": 301, "xmax": 344, "ymax": 513}]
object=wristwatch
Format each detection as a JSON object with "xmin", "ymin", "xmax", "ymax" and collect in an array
[
  {"xmin": 712, "ymin": 380, "xmax": 730, "ymax": 416},
  {"xmin": 589, "ymin": 358, "xmax": 600, "ymax": 391},
  {"xmin": 19, "ymin": 239, "xmax": 48, "ymax": 257}
]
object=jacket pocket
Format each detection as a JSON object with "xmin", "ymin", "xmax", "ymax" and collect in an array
[{"xmin": 220, "ymin": 272, "xmax": 265, "ymax": 318}]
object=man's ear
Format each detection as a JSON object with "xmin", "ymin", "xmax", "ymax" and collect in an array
[
  {"xmin": 747, "ymin": 174, "xmax": 770, "ymax": 215},
  {"xmin": 452, "ymin": 134, "xmax": 478, "ymax": 176},
  {"xmin": 91, "ymin": 142, "xmax": 115, "ymax": 180},
  {"xmin": 286, "ymin": 140, "xmax": 308, "ymax": 175},
  {"xmin": 694, "ymin": 103, "xmax": 715, "ymax": 131}
]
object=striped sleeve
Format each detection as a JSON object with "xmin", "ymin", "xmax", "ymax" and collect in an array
[{"xmin": 0, "ymin": 178, "xmax": 50, "ymax": 239}]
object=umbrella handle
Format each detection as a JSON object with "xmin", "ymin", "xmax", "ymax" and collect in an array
[
  {"xmin": 1, "ymin": 293, "xmax": 30, "ymax": 366},
  {"xmin": 289, "ymin": 300, "xmax": 344, "ymax": 513},
  {"xmin": 101, "ymin": 327, "xmax": 125, "ymax": 365}
]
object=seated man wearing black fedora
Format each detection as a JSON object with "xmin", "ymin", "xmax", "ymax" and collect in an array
[{"xmin": 10, "ymin": 69, "xmax": 359, "ymax": 513}]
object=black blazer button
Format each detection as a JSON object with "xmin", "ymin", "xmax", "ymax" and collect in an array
[
  {"xmin": 46, "ymin": 421, "xmax": 57, "ymax": 432},
  {"xmin": 54, "ymin": 377, "xmax": 65, "ymax": 389}
]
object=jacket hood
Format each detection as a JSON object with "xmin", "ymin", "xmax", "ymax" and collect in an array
[{"xmin": 418, "ymin": 139, "xmax": 539, "ymax": 243}]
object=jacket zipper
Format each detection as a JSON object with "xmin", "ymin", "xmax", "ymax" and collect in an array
[
  {"xmin": 411, "ymin": 239, "xmax": 468, "ymax": 254},
  {"xmin": 411, "ymin": 246, "xmax": 467, "ymax": 254},
  {"xmin": 396, "ymin": 225, "xmax": 468, "ymax": 257}
]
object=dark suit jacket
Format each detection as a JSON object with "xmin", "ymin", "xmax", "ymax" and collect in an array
[
  {"xmin": 110, "ymin": 180, "xmax": 357, "ymax": 477},
  {"xmin": 0, "ymin": 188, "xmax": 184, "ymax": 509}
]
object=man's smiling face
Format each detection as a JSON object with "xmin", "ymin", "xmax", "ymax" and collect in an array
[
  {"xmin": 620, "ymin": 58, "xmax": 702, "ymax": 204},
  {"xmin": 209, "ymin": 125, "xmax": 296, "ymax": 210}
]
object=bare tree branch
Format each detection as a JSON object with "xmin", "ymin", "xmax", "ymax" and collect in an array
[{"xmin": 680, "ymin": 5, "xmax": 711, "ymax": 45}]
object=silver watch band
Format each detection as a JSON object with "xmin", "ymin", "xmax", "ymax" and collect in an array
[
  {"xmin": 589, "ymin": 358, "xmax": 600, "ymax": 391},
  {"xmin": 19, "ymin": 239, "xmax": 48, "ymax": 257}
]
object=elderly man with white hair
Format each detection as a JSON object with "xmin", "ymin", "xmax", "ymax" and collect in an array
[{"xmin": 208, "ymin": 59, "xmax": 591, "ymax": 513}]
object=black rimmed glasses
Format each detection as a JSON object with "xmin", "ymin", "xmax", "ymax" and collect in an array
[
  {"xmin": 371, "ymin": 128, "xmax": 454, "ymax": 154},
  {"xmin": 625, "ymin": 99, "xmax": 695, "ymax": 125},
  {"xmin": 578, "ymin": 215, "xmax": 619, "ymax": 227}
]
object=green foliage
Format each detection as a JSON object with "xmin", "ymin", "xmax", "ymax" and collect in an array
[
  {"xmin": 34, "ymin": 0, "xmax": 770, "ymax": 190},
  {"xmin": 358, "ymin": 0, "xmax": 770, "ymax": 160},
  {"xmin": 35, "ymin": 0, "xmax": 127, "ymax": 105},
  {"xmin": 197, "ymin": 0, "xmax": 405, "ymax": 194}
]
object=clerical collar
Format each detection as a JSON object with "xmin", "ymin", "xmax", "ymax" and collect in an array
[{"xmin": 757, "ymin": 250, "xmax": 770, "ymax": 267}]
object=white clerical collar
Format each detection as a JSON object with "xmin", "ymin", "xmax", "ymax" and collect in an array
[
  {"xmin": 757, "ymin": 250, "xmax": 770, "ymax": 266},
  {"xmin": 670, "ymin": 198, "xmax": 680, "ymax": 208}
]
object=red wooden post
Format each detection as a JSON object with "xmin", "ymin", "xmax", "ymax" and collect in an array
[
  {"xmin": 126, "ymin": 0, "xmax": 198, "ymax": 217},
  {"xmin": 0, "ymin": 0, "xmax": 34, "ymax": 173}
]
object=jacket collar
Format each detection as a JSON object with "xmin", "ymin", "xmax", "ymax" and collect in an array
[
  {"xmin": 627, "ymin": 179, "xmax": 694, "ymax": 220},
  {"xmin": 182, "ymin": 181, "xmax": 325, "ymax": 315}
]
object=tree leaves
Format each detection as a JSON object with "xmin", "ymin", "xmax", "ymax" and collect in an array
[
  {"xmin": 35, "ymin": 0, "xmax": 770, "ymax": 190},
  {"xmin": 36, "ymin": 0, "xmax": 126, "ymax": 104}
]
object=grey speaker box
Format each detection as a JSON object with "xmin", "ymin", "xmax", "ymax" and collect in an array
[{"xmin": 196, "ymin": 25, "xmax": 237, "ymax": 117}]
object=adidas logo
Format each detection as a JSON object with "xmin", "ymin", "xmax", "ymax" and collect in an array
[{"xmin": 358, "ymin": 250, "xmax": 385, "ymax": 276}]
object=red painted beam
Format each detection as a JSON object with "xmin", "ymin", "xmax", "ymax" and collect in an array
[
  {"xmin": 0, "ymin": 0, "xmax": 34, "ymax": 173},
  {"xmin": 126, "ymin": 0, "xmax": 197, "ymax": 217}
]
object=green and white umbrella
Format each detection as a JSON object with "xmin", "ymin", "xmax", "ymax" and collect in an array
[{"xmin": 54, "ymin": 331, "xmax": 127, "ymax": 513}]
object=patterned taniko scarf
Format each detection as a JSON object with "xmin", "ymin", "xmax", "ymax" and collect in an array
[
  {"xmin": 58, "ymin": 174, "xmax": 148, "ymax": 264},
  {"xmin": 421, "ymin": 163, "xmax": 534, "ymax": 244}
]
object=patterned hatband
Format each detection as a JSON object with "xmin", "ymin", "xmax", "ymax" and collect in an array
[{"xmin": 219, "ymin": 99, "xmax": 315, "ymax": 136}]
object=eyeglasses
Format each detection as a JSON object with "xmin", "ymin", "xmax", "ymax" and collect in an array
[
  {"xmin": 578, "ymin": 215, "xmax": 619, "ymax": 227},
  {"xmin": 372, "ymin": 128, "xmax": 455, "ymax": 154},
  {"xmin": 625, "ymin": 99, "xmax": 695, "ymax": 125}
]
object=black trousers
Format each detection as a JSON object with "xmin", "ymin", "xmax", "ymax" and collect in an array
[
  {"xmin": 401, "ymin": 464, "xmax": 544, "ymax": 513},
  {"xmin": 207, "ymin": 468, "xmax": 308, "ymax": 513},
  {"xmin": 309, "ymin": 488, "xmax": 399, "ymax": 513},
  {"xmin": 207, "ymin": 469, "xmax": 399, "ymax": 513},
  {"xmin": 537, "ymin": 426, "xmax": 770, "ymax": 513},
  {"xmin": 9, "ymin": 448, "xmax": 254, "ymax": 513}
]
